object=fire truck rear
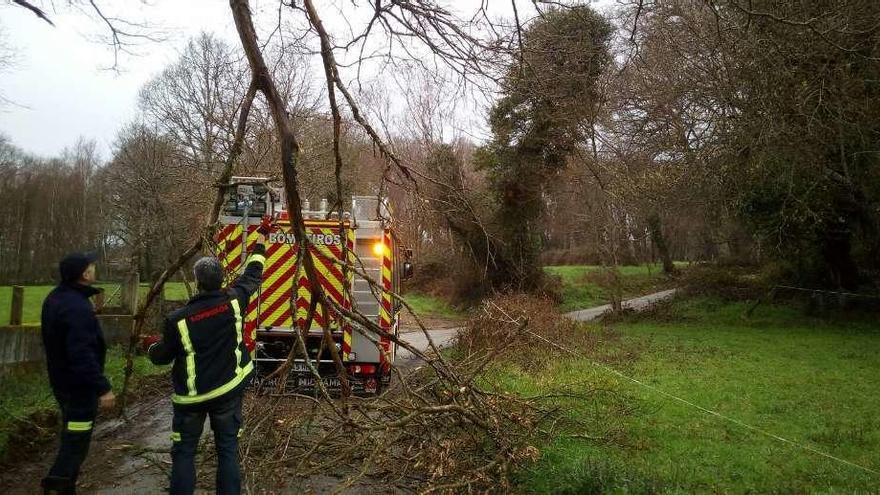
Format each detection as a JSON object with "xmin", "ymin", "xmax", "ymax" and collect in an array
[{"xmin": 215, "ymin": 177, "xmax": 407, "ymax": 394}]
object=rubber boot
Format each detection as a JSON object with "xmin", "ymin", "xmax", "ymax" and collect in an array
[{"xmin": 41, "ymin": 476, "xmax": 76, "ymax": 495}]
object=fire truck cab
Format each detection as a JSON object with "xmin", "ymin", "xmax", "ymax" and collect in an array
[{"xmin": 215, "ymin": 177, "xmax": 405, "ymax": 394}]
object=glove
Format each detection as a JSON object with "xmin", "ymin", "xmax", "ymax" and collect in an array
[
  {"xmin": 256, "ymin": 214, "xmax": 276, "ymax": 235},
  {"xmin": 141, "ymin": 334, "xmax": 161, "ymax": 352}
]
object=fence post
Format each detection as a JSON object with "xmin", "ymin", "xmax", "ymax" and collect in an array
[
  {"xmin": 121, "ymin": 272, "xmax": 140, "ymax": 314},
  {"xmin": 94, "ymin": 290, "xmax": 105, "ymax": 313},
  {"xmin": 152, "ymin": 286, "xmax": 166, "ymax": 330},
  {"xmin": 10, "ymin": 286, "xmax": 24, "ymax": 325}
]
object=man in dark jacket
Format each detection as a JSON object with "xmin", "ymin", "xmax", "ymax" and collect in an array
[
  {"xmin": 146, "ymin": 226, "xmax": 267, "ymax": 495},
  {"xmin": 41, "ymin": 252, "xmax": 116, "ymax": 494}
]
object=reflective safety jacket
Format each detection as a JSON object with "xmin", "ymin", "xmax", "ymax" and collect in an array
[{"xmin": 149, "ymin": 245, "xmax": 266, "ymax": 407}]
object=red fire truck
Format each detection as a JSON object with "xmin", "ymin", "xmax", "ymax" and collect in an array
[{"xmin": 215, "ymin": 177, "xmax": 409, "ymax": 394}]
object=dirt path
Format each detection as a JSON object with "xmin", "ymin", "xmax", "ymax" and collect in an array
[
  {"xmin": 395, "ymin": 290, "xmax": 678, "ymax": 359},
  {"xmin": 565, "ymin": 289, "xmax": 678, "ymax": 322},
  {"xmin": 1, "ymin": 327, "xmax": 455, "ymax": 495},
  {"xmin": 395, "ymin": 327, "xmax": 461, "ymax": 361},
  {"xmin": 2, "ymin": 385, "xmax": 411, "ymax": 494},
  {"xmin": 397, "ymin": 313, "xmax": 462, "ymax": 334},
  {"xmin": 2, "ymin": 292, "xmax": 674, "ymax": 493},
  {"xmin": 1, "ymin": 389, "xmax": 175, "ymax": 494}
]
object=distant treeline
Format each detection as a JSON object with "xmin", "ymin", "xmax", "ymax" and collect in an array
[{"xmin": 0, "ymin": 138, "xmax": 109, "ymax": 284}]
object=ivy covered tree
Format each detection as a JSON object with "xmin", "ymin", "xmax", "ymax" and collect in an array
[{"xmin": 477, "ymin": 5, "xmax": 613, "ymax": 290}]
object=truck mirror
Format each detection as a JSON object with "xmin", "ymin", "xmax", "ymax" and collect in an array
[{"xmin": 403, "ymin": 261, "xmax": 414, "ymax": 280}]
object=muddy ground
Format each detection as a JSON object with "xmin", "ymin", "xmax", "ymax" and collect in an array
[
  {"xmin": 1, "ymin": 316, "xmax": 463, "ymax": 494},
  {"xmin": 1, "ymin": 389, "xmax": 412, "ymax": 494},
  {"xmin": 1, "ymin": 385, "xmax": 175, "ymax": 494}
]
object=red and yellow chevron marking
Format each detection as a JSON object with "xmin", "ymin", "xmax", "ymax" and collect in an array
[
  {"xmin": 217, "ymin": 224, "xmax": 262, "ymax": 275},
  {"xmin": 258, "ymin": 236, "xmax": 298, "ymax": 329},
  {"xmin": 294, "ymin": 225, "xmax": 351, "ymax": 335},
  {"xmin": 379, "ymin": 229, "xmax": 394, "ymax": 365},
  {"xmin": 341, "ymin": 228, "xmax": 355, "ymax": 360},
  {"xmin": 214, "ymin": 220, "xmax": 355, "ymax": 359},
  {"xmin": 215, "ymin": 223, "xmax": 263, "ymax": 350}
]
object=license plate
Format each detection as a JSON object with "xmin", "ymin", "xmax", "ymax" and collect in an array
[{"xmin": 297, "ymin": 377, "xmax": 341, "ymax": 388}]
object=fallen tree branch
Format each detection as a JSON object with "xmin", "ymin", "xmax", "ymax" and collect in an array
[{"xmin": 119, "ymin": 79, "xmax": 258, "ymax": 415}]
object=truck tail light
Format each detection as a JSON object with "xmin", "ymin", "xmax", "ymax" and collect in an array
[{"xmin": 350, "ymin": 364, "xmax": 376, "ymax": 375}]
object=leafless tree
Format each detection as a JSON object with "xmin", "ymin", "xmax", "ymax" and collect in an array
[
  {"xmin": 8, "ymin": 0, "xmax": 166, "ymax": 70},
  {"xmin": 0, "ymin": 137, "xmax": 106, "ymax": 283}
]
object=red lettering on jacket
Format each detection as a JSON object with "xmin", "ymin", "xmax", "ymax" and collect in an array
[{"xmin": 189, "ymin": 303, "xmax": 229, "ymax": 323}]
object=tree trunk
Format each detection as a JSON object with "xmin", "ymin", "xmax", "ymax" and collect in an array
[
  {"xmin": 647, "ymin": 211, "xmax": 675, "ymax": 275},
  {"xmin": 821, "ymin": 223, "xmax": 859, "ymax": 290},
  {"xmin": 230, "ymin": 0, "xmax": 349, "ymax": 396}
]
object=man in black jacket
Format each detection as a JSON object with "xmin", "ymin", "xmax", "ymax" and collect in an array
[
  {"xmin": 146, "ymin": 224, "xmax": 268, "ymax": 495},
  {"xmin": 41, "ymin": 252, "xmax": 116, "ymax": 494}
]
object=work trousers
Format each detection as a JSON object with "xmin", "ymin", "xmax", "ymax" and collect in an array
[
  {"xmin": 170, "ymin": 393, "xmax": 243, "ymax": 495},
  {"xmin": 43, "ymin": 393, "xmax": 98, "ymax": 494}
]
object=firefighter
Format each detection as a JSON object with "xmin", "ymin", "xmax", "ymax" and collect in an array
[
  {"xmin": 40, "ymin": 252, "xmax": 116, "ymax": 495},
  {"xmin": 144, "ymin": 216, "xmax": 272, "ymax": 495}
]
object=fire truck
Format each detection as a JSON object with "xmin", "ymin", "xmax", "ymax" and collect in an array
[{"xmin": 215, "ymin": 177, "xmax": 410, "ymax": 394}]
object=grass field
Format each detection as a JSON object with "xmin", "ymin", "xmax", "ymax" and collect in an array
[
  {"xmin": 544, "ymin": 263, "xmax": 680, "ymax": 312},
  {"xmin": 491, "ymin": 297, "xmax": 880, "ymax": 493},
  {"xmin": 401, "ymin": 292, "xmax": 465, "ymax": 320},
  {"xmin": 0, "ymin": 282, "xmax": 463, "ymax": 325},
  {"xmin": 0, "ymin": 348, "xmax": 164, "ymax": 459},
  {"xmin": 0, "ymin": 282, "xmax": 192, "ymax": 325}
]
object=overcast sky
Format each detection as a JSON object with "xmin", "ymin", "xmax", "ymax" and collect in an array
[
  {"xmin": 0, "ymin": 0, "xmax": 245, "ymax": 158},
  {"xmin": 0, "ymin": 0, "xmax": 612, "ymax": 160}
]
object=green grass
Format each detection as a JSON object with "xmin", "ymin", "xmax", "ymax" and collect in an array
[
  {"xmin": 1, "ymin": 281, "xmax": 460, "ymax": 325},
  {"xmin": 0, "ymin": 285, "xmax": 55, "ymax": 325},
  {"xmin": 0, "ymin": 282, "xmax": 192, "ymax": 325},
  {"xmin": 402, "ymin": 292, "xmax": 465, "ymax": 320},
  {"xmin": 493, "ymin": 297, "xmax": 880, "ymax": 493},
  {"xmin": 544, "ymin": 263, "xmax": 679, "ymax": 312},
  {"xmin": 161, "ymin": 282, "xmax": 192, "ymax": 301},
  {"xmin": 0, "ymin": 347, "xmax": 165, "ymax": 458}
]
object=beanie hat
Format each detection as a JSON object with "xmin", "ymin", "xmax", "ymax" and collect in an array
[{"xmin": 59, "ymin": 252, "xmax": 98, "ymax": 283}]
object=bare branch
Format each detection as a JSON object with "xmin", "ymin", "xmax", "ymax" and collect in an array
[{"xmin": 12, "ymin": 0, "xmax": 54, "ymax": 26}]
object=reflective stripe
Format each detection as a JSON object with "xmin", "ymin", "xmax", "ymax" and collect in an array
[
  {"xmin": 170, "ymin": 432, "xmax": 181, "ymax": 442},
  {"xmin": 230, "ymin": 299, "xmax": 244, "ymax": 369},
  {"xmin": 246, "ymin": 253, "xmax": 266, "ymax": 266},
  {"xmin": 177, "ymin": 319, "xmax": 197, "ymax": 396},
  {"xmin": 171, "ymin": 361, "xmax": 254, "ymax": 405},
  {"xmin": 67, "ymin": 421, "xmax": 93, "ymax": 432}
]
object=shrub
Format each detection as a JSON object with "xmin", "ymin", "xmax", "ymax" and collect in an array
[
  {"xmin": 454, "ymin": 293, "xmax": 615, "ymax": 371},
  {"xmin": 679, "ymin": 264, "xmax": 761, "ymax": 300}
]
